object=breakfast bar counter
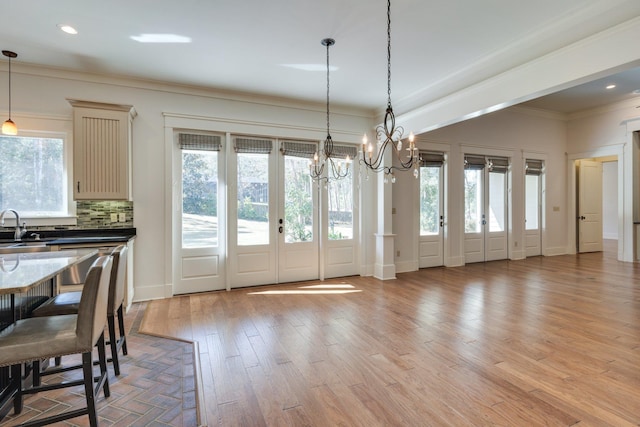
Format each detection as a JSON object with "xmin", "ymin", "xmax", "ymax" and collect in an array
[{"xmin": 0, "ymin": 249, "xmax": 98, "ymax": 295}]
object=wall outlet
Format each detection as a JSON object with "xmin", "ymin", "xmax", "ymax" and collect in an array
[
  {"xmin": 118, "ymin": 213, "xmax": 126, "ymax": 222},
  {"xmin": 110, "ymin": 213, "xmax": 118, "ymax": 222},
  {"xmin": 396, "ymin": 250, "xmax": 400, "ymax": 257}
]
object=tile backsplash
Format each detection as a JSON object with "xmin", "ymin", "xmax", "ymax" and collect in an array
[
  {"xmin": 75, "ymin": 201, "xmax": 134, "ymax": 228},
  {"xmin": 19, "ymin": 201, "xmax": 134, "ymax": 232}
]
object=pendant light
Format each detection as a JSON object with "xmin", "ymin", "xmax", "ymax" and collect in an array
[
  {"xmin": 361, "ymin": 0, "xmax": 418, "ymax": 181},
  {"xmin": 310, "ymin": 38, "xmax": 351, "ymax": 181},
  {"xmin": 2, "ymin": 50, "xmax": 17, "ymax": 136}
]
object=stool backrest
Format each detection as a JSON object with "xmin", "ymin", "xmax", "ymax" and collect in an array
[
  {"xmin": 76, "ymin": 255, "xmax": 113, "ymax": 347},
  {"xmin": 108, "ymin": 245, "xmax": 128, "ymax": 314}
]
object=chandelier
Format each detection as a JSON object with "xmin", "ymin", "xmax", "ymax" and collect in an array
[
  {"xmin": 310, "ymin": 38, "xmax": 351, "ymax": 181},
  {"xmin": 361, "ymin": 0, "xmax": 418, "ymax": 181}
]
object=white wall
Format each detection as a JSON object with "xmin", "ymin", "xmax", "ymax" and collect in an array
[
  {"xmin": 4, "ymin": 66, "xmax": 373, "ymax": 301},
  {"xmin": 393, "ymin": 107, "xmax": 568, "ymax": 268},
  {"xmin": 602, "ymin": 161, "xmax": 618, "ymax": 239}
]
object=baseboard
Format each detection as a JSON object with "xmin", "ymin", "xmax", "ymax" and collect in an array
[
  {"xmin": 445, "ymin": 256, "xmax": 465, "ymax": 267},
  {"xmin": 395, "ymin": 260, "xmax": 418, "ymax": 274},
  {"xmin": 132, "ymin": 283, "xmax": 170, "ymax": 302},
  {"xmin": 543, "ymin": 246, "xmax": 568, "ymax": 256}
]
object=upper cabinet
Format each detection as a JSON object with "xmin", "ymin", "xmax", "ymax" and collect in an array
[{"xmin": 69, "ymin": 99, "xmax": 136, "ymax": 200}]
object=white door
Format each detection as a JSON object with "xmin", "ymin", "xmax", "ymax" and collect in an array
[
  {"xmin": 464, "ymin": 155, "xmax": 509, "ymax": 263},
  {"xmin": 324, "ymin": 144, "xmax": 359, "ymax": 278},
  {"xmin": 525, "ymin": 159, "xmax": 543, "ymax": 257},
  {"xmin": 577, "ymin": 159, "xmax": 603, "ymax": 253},
  {"xmin": 419, "ymin": 154, "xmax": 445, "ymax": 268},
  {"xmin": 229, "ymin": 136, "xmax": 277, "ymax": 288},
  {"xmin": 174, "ymin": 132, "xmax": 225, "ymax": 294},
  {"xmin": 228, "ymin": 137, "xmax": 320, "ymax": 288},
  {"xmin": 278, "ymin": 141, "xmax": 319, "ymax": 283}
]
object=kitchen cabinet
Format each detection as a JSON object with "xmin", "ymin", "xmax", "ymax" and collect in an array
[{"xmin": 68, "ymin": 99, "xmax": 136, "ymax": 200}]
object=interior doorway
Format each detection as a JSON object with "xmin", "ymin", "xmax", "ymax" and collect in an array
[{"xmin": 574, "ymin": 155, "xmax": 618, "ymax": 255}]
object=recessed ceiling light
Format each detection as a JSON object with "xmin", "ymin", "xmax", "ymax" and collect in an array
[
  {"xmin": 57, "ymin": 24, "xmax": 78, "ymax": 35},
  {"xmin": 606, "ymin": 84, "xmax": 616, "ymax": 90},
  {"xmin": 130, "ymin": 34, "xmax": 191, "ymax": 43}
]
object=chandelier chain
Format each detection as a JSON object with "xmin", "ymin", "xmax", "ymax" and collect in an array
[
  {"xmin": 387, "ymin": 0, "xmax": 392, "ymax": 108},
  {"xmin": 326, "ymin": 39, "xmax": 330, "ymax": 137}
]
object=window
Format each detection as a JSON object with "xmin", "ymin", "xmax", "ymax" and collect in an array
[
  {"xmin": 0, "ymin": 134, "xmax": 66, "ymax": 217},
  {"xmin": 327, "ymin": 144, "xmax": 356, "ymax": 240},
  {"xmin": 180, "ymin": 133, "xmax": 221, "ymax": 248},
  {"xmin": 419, "ymin": 151, "xmax": 444, "ymax": 235}
]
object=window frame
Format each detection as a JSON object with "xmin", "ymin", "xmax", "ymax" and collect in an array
[{"xmin": 1, "ymin": 117, "xmax": 76, "ymax": 226}]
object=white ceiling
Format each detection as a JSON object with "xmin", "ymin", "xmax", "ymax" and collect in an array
[{"xmin": 3, "ymin": 0, "xmax": 640, "ymax": 116}]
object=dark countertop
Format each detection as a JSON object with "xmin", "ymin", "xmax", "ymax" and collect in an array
[{"xmin": 0, "ymin": 228, "xmax": 136, "ymax": 246}]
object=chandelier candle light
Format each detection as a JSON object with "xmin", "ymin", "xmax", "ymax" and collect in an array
[
  {"xmin": 310, "ymin": 38, "xmax": 351, "ymax": 182},
  {"xmin": 2, "ymin": 50, "xmax": 18, "ymax": 136},
  {"xmin": 361, "ymin": 0, "xmax": 419, "ymax": 182}
]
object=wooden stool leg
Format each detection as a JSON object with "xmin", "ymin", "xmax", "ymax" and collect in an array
[
  {"xmin": 32, "ymin": 360, "xmax": 41, "ymax": 387},
  {"xmin": 117, "ymin": 305, "xmax": 128, "ymax": 356},
  {"xmin": 11, "ymin": 364, "xmax": 22, "ymax": 415},
  {"xmin": 81, "ymin": 352, "xmax": 98, "ymax": 427},
  {"xmin": 107, "ymin": 315, "xmax": 120, "ymax": 375},
  {"xmin": 96, "ymin": 333, "xmax": 110, "ymax": 398}
]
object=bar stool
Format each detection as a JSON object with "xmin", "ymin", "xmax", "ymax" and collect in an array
[
  {"xmin": 0, "ymin": 255, "xmax": 112, "ymax": 427},
  {"xmin": 32, "ymin": 245, "xmax": 129, "ymax": 376}
]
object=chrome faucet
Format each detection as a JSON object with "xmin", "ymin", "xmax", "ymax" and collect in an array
[{"xmin": 0, "ymin": 209, "xmax": 27, "ymax": 241}]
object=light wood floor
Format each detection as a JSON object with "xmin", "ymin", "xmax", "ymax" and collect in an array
[{"xmin": 141, "ymin": 244, "xmax": 640, "ymax": 426}]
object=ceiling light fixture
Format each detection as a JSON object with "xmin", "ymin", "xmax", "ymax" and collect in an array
[
  {"xmin": 2, "ymin": 50, "xmax": 18, "ymax": 136},
  {"xmin": 606, "ymin": 84, "xmax": 616, "ymax": 90},
  {"xmin": 57, "ymin": 24, "xmax": 78, "ymax": 35},
  {"xmin": 361, "ymin": 0, "xmax": 418, "ymax": 182},
  {"xmin": 309, "ymin": 38, "xmax": 351, "ymax": 181}
]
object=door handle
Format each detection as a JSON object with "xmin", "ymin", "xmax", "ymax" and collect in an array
[
  {"xmin": 278, "ymin": 226, "xmax": 283, "ymax": 233},
  {"xmin": 439, "ymin": 215, "xmax": 444, "ymax": 227}
]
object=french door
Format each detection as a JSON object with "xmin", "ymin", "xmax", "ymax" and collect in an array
[
  {"xmin": 174, "ymin": 132, "xmax": 226, "ymax": 294},
  {"xmin": 464, "ymin": 155, "xmax": 509, "ymax": 263},
  {"xmin": 525, "ymin": 159, "xmax": 543, "ymax": 256},
  {"xmin": 418, "ymin": 152, "xmax": 445, "ymax": 268},
  {"xmin": 228, "ymin": 137, "xmax": 319, "ymax": 288}
]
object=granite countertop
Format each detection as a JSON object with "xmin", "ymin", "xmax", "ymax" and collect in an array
[
  {"xmin": 0, "ymin": 228, "xmax": 136, "ymax": 246},
  {"xmin": 0, "ymin": 249, "xmax": 99, "ymax": 294}
]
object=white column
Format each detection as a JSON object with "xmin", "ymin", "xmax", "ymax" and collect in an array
[{"xmin": 373, "ymin": 149, "xmax": 396, "ymax": 280}]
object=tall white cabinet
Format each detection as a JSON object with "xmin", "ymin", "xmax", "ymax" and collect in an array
[{"xmin": 68, "ymin": 99, "xmax": 136, "ymax": 200}]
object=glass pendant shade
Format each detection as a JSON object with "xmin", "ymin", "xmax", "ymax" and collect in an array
[{"xmin": 2, "ymin": 118, "xmax": 17, "ymax": 135}]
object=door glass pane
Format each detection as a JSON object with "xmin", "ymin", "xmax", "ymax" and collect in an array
[
  {"xmin": 284, "ymin": 156, "xmax": 313, "ymax": 243},
  {"xmin": 464, "ymin": 169, "xmax": 482, "ymax": 233},
  {"xmin": 525, "ymin": 174, "xmax": 539, "ymax": 230},
  {"xmin": 182, "ymin": 150, "xmax": 218, "ymax": 248},
  {"xmin": 420, "ymin": 166, "xmax": 440, "ymax": 235},
  {"xmin": 237, "ymin": 153, "xmax": 269, "ymax": 245},
  {"xmin": 489, "ymin": 172, "xmax": 505, "ymax": 232},
  {"xmin": 328, "ymin": 169, "xmax": 353, "ymax": 240}
]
